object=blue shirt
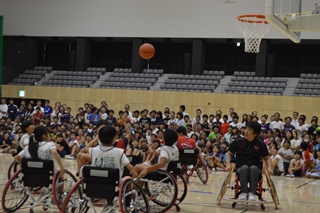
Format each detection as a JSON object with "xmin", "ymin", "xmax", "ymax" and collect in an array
[{"xmin": 44, "ymin": 106, "xmax": 53, "ymax": 118}]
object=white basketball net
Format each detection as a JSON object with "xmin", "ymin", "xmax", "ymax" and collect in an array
[{"xmin": 237, "ymin": 15, "xmax": 271, "ymax": 53}]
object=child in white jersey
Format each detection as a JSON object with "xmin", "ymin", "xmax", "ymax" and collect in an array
[
  {"xmin": 134, "ymin": 128, "xmax": 179, "ymax": 178},
  {"xmin": 87, "ymin": 125, "xmax": 138, "ymax": 178},
  {"xmin": 305, "ymin": 150, "xmax": 320, "ymax": 178},
  {"xmin": 18, "ymin": 121, "xmax": 35, "ymax": 152},
  {"xmin": 14, "ymin": 126, "xmax": 64, "ymax": 177}
]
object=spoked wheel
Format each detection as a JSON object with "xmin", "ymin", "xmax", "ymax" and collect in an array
[
  {"xmin": 61, "ymin": 178, "xmax": 88, "ymax": 213},
  {"xmin": 119, "ymin": 178, "xmax": 149, "ymax": 213},
  {"xmin": 175, "ymin": 173, "xmax": 188, "ymax": 206},
  {"xmin": 52, "ymin": 169, "xmax": 79, "ymax": 211},
  {"xmin": 8, "ymin": 161, "xmax": 19, "ymax": 181},
  {"xmin": 264, "ymin": 168, "xmax": 279, "ymax": 209},
  {"xmin": 2, "ymin": 169, "xmax": 29, "ymax": 212},
  {"xmin": 216, "ymin": 166, "xmax": 234, "ymax": 205},
  {"xmin": 144, "ymin": 170, "xmax": 178, "ymax": 213},
  {"xmin": 195, "ymin": 156, "xmax": 208, "ymax": 184}
]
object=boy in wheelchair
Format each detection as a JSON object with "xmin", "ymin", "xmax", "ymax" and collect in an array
[
  {"xmin": 225, "ymin": 121, "xmax": 273, "ymax": 201},
  {"xmin": 133, "ymin": 128, "xmax": 179, "ymax": 178}
]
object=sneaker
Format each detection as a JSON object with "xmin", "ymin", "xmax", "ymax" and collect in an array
[
  {"xmin": 238, "ymin": 193, "xmax": 247, "ymax": 201},
  {"xmin": 188, "ymin": 165, "xmax": 194, "ymax": 170},
  {"xmin": 286, "ymin": 174, "xmax": 292, "ymax": 177},
  {"xmin": 290, "ymin": 174, "xmax": 295, "ymax": 178},
  {"xmin": 211, "ymin": 168, "xmax": 216, "ymax": 171},
  {"xmin": 248, "ymin": 193, "xmax": 256, "ymax": 201}
]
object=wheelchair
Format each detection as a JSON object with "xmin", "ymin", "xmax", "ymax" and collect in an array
[
  {"xmin": 2, "ymin": 158, "xmax": 78, "ymax": 213},
  {"xmin": 179, "ymin": 149, "xmax": 208, "ymax": 184},
  {"xmin": 62, "ymin": 166, "xmax": 149, "ymax": 213},
  {"xmin": 216, "ymin": 165, "xmax": 279, "ymax": 210},
  {"xmin": 137, "ymin": 161, "xmax": 186, "ymax": 213},
  {"xmin": 8, "ymin": 160, "xmax": 19, "ymax": 180}
]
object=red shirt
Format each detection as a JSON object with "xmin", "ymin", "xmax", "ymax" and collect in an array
[
  {"xmin": 33, "ymin": 112, "xmax": 43, "ymax": 125},
  {"xmin": 177, "ymin": 136, "xmax": 196, "ymax": 149},
  {"xmin": 220, "ymin": 122, "xmax": 229, "ymax": 136}
]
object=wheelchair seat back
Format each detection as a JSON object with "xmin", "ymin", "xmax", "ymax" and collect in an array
[
  {"xmin": 21, "ymin": 158, "xmax": 54, "ymax": 188},
  {"xmin": 123, "ymin": 155, "xmax": 141, "ymax": 177},
  {"xmin": 179, "ymin": 149, "xmax": 199, "ymax": 165},
  {"xmin": 82, "ymin": 166, "xmax": 119, "ymax": 200}
]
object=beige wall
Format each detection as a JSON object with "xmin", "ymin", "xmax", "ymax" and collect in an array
[{"xmin": 3, "ymin": 85, "xmax": 320, "ymax": 122}]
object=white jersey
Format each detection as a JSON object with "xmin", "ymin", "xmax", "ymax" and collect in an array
[
  {"xmin": 0, "ymin": 104, "xmax": 8, "ymax": 118},
  {"xmin": 158, "ymin": 145, "xmax": 179, "ymax": 170},
  {"xmin": 89, "ymin": 146, "xmax": 130, "ymax": 179},
  {"xmin": 278, "ymin": 147, "xmax": 293, "ymax": 163},
  {"xmin": 270, "ymin": 121, "xmax": 284, "ymax": 130},
  {"xmin": 18, "ymin": 141, "xmax": 56, "ymax": 160},
  {"xmin": 270, "ymin": 154, "xmax": 284, "ymax": 172},
  {"xmin": 20, "ymin": 133, "xmax": 31, "ymax": 149}
]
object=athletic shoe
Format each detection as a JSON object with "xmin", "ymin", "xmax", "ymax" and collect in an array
[
  {"xmin": 238, "ymin": 193, "xmax": 247, "ymax": 201},
  {"xmin": 248, "ymin": 193, "xmax": 256, "ymax": 201},
  {"xmin": 211, "ymin": 168, "xmax": 216, "ymax": 171},
  {"xmin": 188, "ymin": 165, "xmax": 194, "ymax": 170}
]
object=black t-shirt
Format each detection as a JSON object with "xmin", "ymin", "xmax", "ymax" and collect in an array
[
  {"xmin": 57, "ymin": 140, "xmax": 71, "ymax": 154},
  {"xmin": 106, "ymin": 117, "xmax": 117, "ymax": 126},
  {"xmin": 228, "ymin": 137, "xmax": 269, "ymax": 170},
  {"xmin": 139, "ymin": 117, "xmax": 151, "ymax": 128}
]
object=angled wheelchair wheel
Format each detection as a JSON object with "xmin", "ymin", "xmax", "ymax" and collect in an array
[
  {"xmin": 195, "ymin": 156, "xmax": 208, "ymax": 184},
  {"xmin": 119, "ymin": 178, "xmax": 149, "ymax": 213},
  {"xmin": 216, "ymin": 166, "xmax": 234, "ymax": 205},
  {"xmin": 52, "ymin": 169, "xmax": 79, "ymax": 211},
  {"xmin": 176, "ymin": 173, "xmax": 188, "ymax": 206},
  {"xmin": 2, "ymin": 169, "xmax": 29, "ymax": 213},
  {"xmin": 7, "ymin": 160, "xmax": 19, "ymax": 181},
  {"xmin": 62, "ymin": 178, "xmax": 89, "ymax": 213},
  {"xmin": 144, "ymin": 170, "xmax": 178, "ymax": 213},
  {"xmin": 264, "ymin": 169, "xmax": 279, "ymax": 209}
]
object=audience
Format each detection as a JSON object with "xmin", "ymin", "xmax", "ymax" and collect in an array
[{"xmin": 1, "ymin": 98, "xmax": 319, "ymax": 180}]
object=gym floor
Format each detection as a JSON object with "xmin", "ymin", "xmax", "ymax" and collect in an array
[{"xmin": 0, "ymin": 154, "xmax": 319, "ymax": 213}]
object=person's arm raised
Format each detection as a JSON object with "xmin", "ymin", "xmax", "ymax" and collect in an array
[{"xmin": 122, "ymin": 115, "xmax": 132, "ymax": 141}]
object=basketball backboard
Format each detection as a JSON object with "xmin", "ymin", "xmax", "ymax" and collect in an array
[{"xmin": 265, "ymin": 0, "xmax": 320, "ymax": 43}]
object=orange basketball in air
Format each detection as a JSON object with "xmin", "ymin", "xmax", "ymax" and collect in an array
[{"xmin": 139, "ymin": 43, "xmax": 155, "ymax": 59}]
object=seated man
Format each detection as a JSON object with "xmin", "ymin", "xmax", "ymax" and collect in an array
[{"xmin": 225, "ymin": 121, "xmax": 273, "ymax": 201}]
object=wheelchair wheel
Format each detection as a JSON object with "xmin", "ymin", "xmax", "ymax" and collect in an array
[
  {"xmin": 62, "ymin": 178, "xmax": 89, "ymax": 213},
  {"xmin": 7, "ymin": 160, "xmax": 19, "ymax": 181},
  {"xmin": 119, "ymin": 178, "xmax": 149, "ymax": 213},
  {"xmin": 176, "ymin": 173, "xmax": 188, "ymax": 206},
  {"xmin": 2, "ymin": 169, "xmax": 29, "ymax": 212},
  {"xmin": 144, "ymin": 170, "xmax": 178, "ymax": 213},
  {"xmin": 264, "ymin": 169, "xmax": 279, "ymax": 209},
  {"xmin": 195, "ymin": 156, "xmax": 208, "ymax": 184},
  {"xmin": 53, "ymin": 169, "xmax": 79, "ymax": 212},
  {"xmin": 216, "ymin": 166, "xmax": 234, "ymax": 205}
]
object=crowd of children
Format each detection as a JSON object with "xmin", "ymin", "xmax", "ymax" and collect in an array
[{"xmin": 0, "ymin": 97, "xmax": 319, "ymax": 180}]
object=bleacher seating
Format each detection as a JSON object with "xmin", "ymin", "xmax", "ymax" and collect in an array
[
  {"xmin": 42, "ymin": 68, "xmax": 105, "ymax": 87},
  {"xmin": 160, "ymin": 70, "xmax": 225, "ymax": 92},
  {"xmin": 225, "ymin": 71, "xmax": 287, "ymax": 95},
  {"xmin": 294, "ymin": 73, "xmax": 320, "ymax": 96},
  {"xmin": 100, "ymin": 68, "xmax": 160, "ymax": 90},
  {"xmin": 9, "ymin": 66, "xmax": 52, "ymax": 85}
]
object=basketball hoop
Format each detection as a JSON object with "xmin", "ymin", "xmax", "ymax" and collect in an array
[{"xmin": 237, "ymin": 14, "xmax": 271, "ymax": 53}]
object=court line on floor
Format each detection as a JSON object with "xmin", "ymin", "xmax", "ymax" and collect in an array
[{"xmin": 296, "ymin": 179, "xmax": 317, "ymax": 188}]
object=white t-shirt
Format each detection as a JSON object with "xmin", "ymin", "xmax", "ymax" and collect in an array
[
  {"xmin": 18, "ymin": 141, "xmax": 56, "ymax": 160},
  {"xmin": 291, "ymin": 119, "xmax": 299, "ymax": 128},
  {"xmin": 229, "ymin": 122, "xmax": 243, "ymax": 129},
  {"xmin": 270, "ymin": 154, "xmax": 284, "ymax": 172},
  {"xmin": 100, "ymin": 113, "xmax": 108, "ymax": 120},
  {"xmin": 192, "ymin": 117, "xmax": 203, "ymax": 125},
  {"xmin": 158, "ymin": 145, "xmax": 179, "ymax": 170},
  {"xmin": 270, "ymin": 121, "xmax": 284, "ymax": 130},
  {"xmin": 187, "ymin": 131, "xmax": 194, "ymax": 138},
  {"xmin": 176, "ymin": 119, "xmax": 185, "ymax": 127},
  {"xmin": 278, "ymin": 147, "xmax": 293, "ymax": 163},
  {"xmin": 20, "ymin": 133, "xmax": 31, "ymax": 149},
  {"xmin": 295, "ymin": 124, "xmax": 308, "ymax": 139},
  {"xmin": 34, "ymin": 106, "xmax": 44, "ymax": 113},
  {"xmin": 290, "ymin": 139, "xmax": 301, "ymax": 149},
  {"xmin": 69, "ymin": 140, "xmax": 80, "ymax": 147},
  {"xmin": 168, "ymin": 118, "xmax": 178, "ymax": 127},
  {"xmin": 0, "ymin": 104, "xmax": 8, "ymax": 118},
  {"xmin": 89, "ymin": 146, "xmax": 129, "ymax": 179}
]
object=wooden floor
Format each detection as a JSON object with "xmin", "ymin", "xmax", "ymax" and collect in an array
[{"xmin": 0, "ymin": 154, "xmax": 319, "ymax": 213}]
